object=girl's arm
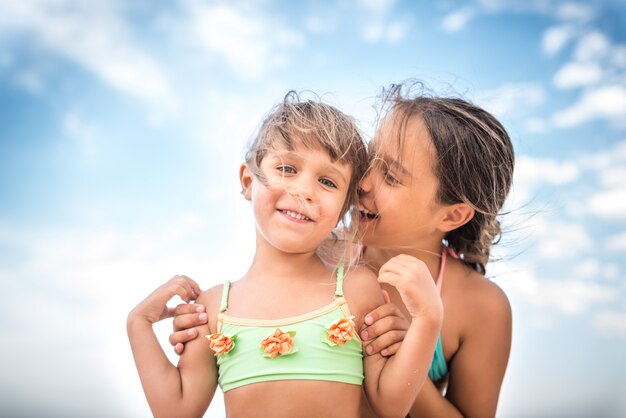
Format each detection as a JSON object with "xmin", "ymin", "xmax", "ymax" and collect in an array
[
  {"xmin": 363, "ymin": 254, "xmax": 443, "ymax": 418},
  {"xmin": 127, "ymin": 275, "xmax": 218, "ymax": 418},
  {"xmin": 409, "ymin": 283, "xmax": 512, "ymax": 418}
]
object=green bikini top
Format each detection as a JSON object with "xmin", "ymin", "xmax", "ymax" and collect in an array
[{"xmin": 212, "ymin": 265, "xmax": 364, "ymax": 392}]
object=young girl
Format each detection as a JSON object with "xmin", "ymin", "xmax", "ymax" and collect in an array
[
  {"xmin": 127, "ymin": 92, "xmax": 443, "ymax": 418},
  {"xmin": 170, "ymin": 83, "xmax": 515, "ymax": 418},
  {"xmin": 356, "ymin": 83, "xmax": 514, "ymax": 418}
]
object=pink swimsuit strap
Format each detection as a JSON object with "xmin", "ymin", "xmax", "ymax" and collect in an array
[{"xmin": 436, "ymin": 246, "xmax": 460, "ymax": 294}]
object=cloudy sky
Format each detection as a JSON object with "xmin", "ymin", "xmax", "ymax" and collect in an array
[{"xmin": 1, "ymin": 0, "xmax": 625, "ymax": 417}]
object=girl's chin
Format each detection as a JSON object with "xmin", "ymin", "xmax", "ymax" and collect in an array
[{"xmin": 359, "ymin": 229, "xmax": 377, "ymax": 246}]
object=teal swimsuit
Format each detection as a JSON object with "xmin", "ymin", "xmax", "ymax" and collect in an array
[{"xmin": 427, "ymin": 249, "xmax": 450, "ymax": 382}]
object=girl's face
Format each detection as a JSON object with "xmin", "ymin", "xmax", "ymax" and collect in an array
[
  {"xmin": 241, "ymin": 142, "xmax": 352, "ymax": 255},
  {"xmin": 358, "ymin": 113, "xmax": 446, "ymax": 251}
]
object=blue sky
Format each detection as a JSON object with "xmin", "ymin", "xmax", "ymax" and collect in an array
[{"xmin": 1, "ymin": 0, "xmax": 626, "ymax": 417}]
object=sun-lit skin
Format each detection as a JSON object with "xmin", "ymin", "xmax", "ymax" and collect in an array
[
  {"xmin": 130, "ymin": 112, "xmax": 444, "ymax": 418},
  {"xmin": 358, "ymin": 114, "xmax": 448, "ymax": 262},
  {"xmin": 168, "ymin": 104, "xmax": 511, "ymax": 418},
  {"xmin": 242, "ymin": 144, "xmax": 352, "ymax": 257},
  {"xmin": 357, "ymin": 110, "xmax": 511, "ymax": 418}
]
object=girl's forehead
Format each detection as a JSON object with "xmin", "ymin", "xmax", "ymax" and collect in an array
[{"xmin": 371, "ymin": 114, "xmax": 434, "ymax": 164}]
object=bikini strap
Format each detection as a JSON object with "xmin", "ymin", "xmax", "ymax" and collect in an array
[
  {"xmin": 219, "ymin": 281, "xmax": 231, "ymax": 312},
  {"xmin": 435, "ymin": 249, "xmax": 446, "ymax": 295},
  {"xmin": 334, "ymin": 264, "xmax": 345, "ymax": 297}
]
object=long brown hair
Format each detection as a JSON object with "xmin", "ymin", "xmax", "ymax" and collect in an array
[{"xmin": 379, "ymin": 82, "xmax": 515, "ymax": 273}]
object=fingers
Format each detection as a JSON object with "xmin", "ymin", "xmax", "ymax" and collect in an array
[
  {"xmin": 380, "ymin": 342, "xmax": 402, "ymax": 357},
  {"xmin": 175, "ymin": 342, "xmax": 184, "ymax": 356},
  {"xmin": 364, "ymin": 331, "xmax": 406, "ymax": 356},
  {"xmin": 169, "ymin": 328, "xmax": 199, "ymax": 349},
  {"xmin": 362, "ymin": 303, "xmax": 407, "ymax": 327},
  {"xmin": 167, "ymin": 275, "xmax": 202, "ymax": 303},
  {"xmin": 360, "ymin": 309, "xmax": 409, "ymax": 340},
  {"xmin": 173, "ymin": 310, "xmax": 208, "ymax": 332},
  {"xmin": 174, "ymin": 303, "xmax": 206, "ymax": 316}
]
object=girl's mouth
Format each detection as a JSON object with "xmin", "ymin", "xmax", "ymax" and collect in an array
[
  {"xmin": 279, "ymin": 209, "xmax": 312, "ymax": 222},
  {"xmin": 359, "ymin": 208, "xmax": 379, "ymax": 221}
]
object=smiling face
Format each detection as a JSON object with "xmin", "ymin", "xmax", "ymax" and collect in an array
[
  {"xmin": 358, "ymin": 112, "xmax": 447, "ymax": 252},
  {"xmin": 241, "ymin": 142, "xmax": 353, "ymax": 255}
]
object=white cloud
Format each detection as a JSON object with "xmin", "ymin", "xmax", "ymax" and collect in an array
[
  {"xmin": 305, "ymin": 15, "xmax": 336, "ymax": 34},
  {"xmin": 63, "ymin": 112, "xmax": 97, "ymax": 157},
  {"xmin": 359, "ymin": 0, "xmax": 397, "ymax": 14},
  {"xmin": 534, "ymin": 219, "xmax": 592, "ymax": 260},
  {"xmin": 572, "ymin": 258, "xmax": 602, "ymax": 280},
  {"xmin": 441, "ymin": 7, "xmax": 476, "ymax": 32},
  {"xmin": 476, "ymin": 82, "xmax": 546, "ymax": 118},
  {"xmin": 354, "ymin": 0, "xmax": 409, "ymax": 44},
  {"xmin": 611, "ymin": 46, "xmax": 626, "ymax": 68},
  {"xmin": 588, "ymin": 188, "xmax": 626, "ymax": 220},
  {"xmin": 0, "ymin": 207, "xmax": 254, "ymax": 416},
  {"xmin": 598, "ymin": 165, "xmax": 626, "ymax": 188},
  {"xmin": 542, "ymin": 25, "xmax": 575, "ymax": 56},
  {"xmin": 606, "ymin": 232, "xmax": 626, "ymax": 252},
  {"xmin": 11, "ymin": 68, "xmax": 45, "ymax": 94},
  {"xmin": 595, "ymin": 308, "xmax": 626, "ymax": 338},
  {"xmin": 555, "ymin": 2, "xmax": 596, "ymax": 23},
  {"xmin": 574, "ymin": 31, "xmax": 610, "ymax": 61},
  {"xmin": 602, "ymin": 263, "xmax": 620, "ymax": 280},
  {"xmin": 572, "ymin": 259, "xmax": 620, "ymax": 281},
  {"xmin": 497, "ymin": 266, "xmax": 617, "ymax": 316},
  {"xmin": 579, "ymin": 140, "xmax": 626, "ymax": 172},
  {"xmin": 553, "ymin": 61, "xmax": 603, "ymax": 89},
  {"xmin": 524, "ymin": 117, "xmax": 550, "ymax": 134},
  {"xmin": 515, "ymin": 155, "xmax": 580, "ymax": 186},
  {"xmin": 361, "ymin": 15, "xmax": 411, "ymax": 44},
  {"xmin": 386, "ymin": 19, "xmax": 409, "ymax": 43},
  {"xmin": 186, "ymin": 1, "xmax": 304, "ymax": 79},
  {"xmin": 508, "ymin": 154, "xmax": 580, "ymax": 209},
  {"xmin": 0, "ymin": 0, "xmax": 177, "ymax": 111},
  {"xmin": 552, "ymin": 85, "xmax": 626, "ymax": 128}
]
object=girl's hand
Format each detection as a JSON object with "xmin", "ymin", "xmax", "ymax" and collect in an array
[
  {"xmin": 360, "ymin": 294, "xmax": 409, "ymax": 356},
  {"xmin": 378, "ymin": 254, "xmax": 443, "ymax": 322},
  {"xmin": 129, "ymin": 275, "xmax": 201, "ymax": 325},
  {"xmin": 170, "ymin": 303, "xmax": 208, "ymax": 355}
]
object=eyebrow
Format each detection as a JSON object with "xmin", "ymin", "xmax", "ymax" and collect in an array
[
  {"xmin": 380, "ymin": 154, "xmax": 411, "ymax": 177},
  {"xmin": 270, "ymin": 151, "xmax": 350, "ymax": 185}
]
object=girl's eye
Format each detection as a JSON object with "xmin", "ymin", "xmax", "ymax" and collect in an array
[
  {"xmin": 319, "ymin": 178, "xmax": 337, "ymax": 188},
  {"xmin": 277, "ymin": 165, "xmax": 296, "ymax": 174},
  {"xmin": 383, "ymin": 169, "xmax": 399, "ymax": 185}
]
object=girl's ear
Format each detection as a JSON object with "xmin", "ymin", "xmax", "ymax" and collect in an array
[
  {"xmin": 438, "ymin": 202, "xmax": 474, "ymax": 233},
  {"xmin": 239, "ymin": 163, "xmax": 253, "ymax": 201}
]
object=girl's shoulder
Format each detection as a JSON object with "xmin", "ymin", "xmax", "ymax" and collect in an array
[
  {"xmin": 196, "ymin": 282, "xmax": 225, "ymax": 306},
  {"xmin": 447, "ymin": 262, "xmax": 511, "ymax": 333},
  {"xmin": 342, "ymin": 265, "xmax": 384, "ymax": 327},
  {"xmin": 343, "ymin": 264, "xmax": 380, "ymax": 292},
  {"xmin": 196, "ymin": 282, "xmax": 230, "ymax": 332}
]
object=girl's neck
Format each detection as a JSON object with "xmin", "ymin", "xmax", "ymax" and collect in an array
[
  {"xmin": 246, "ymin": 241, "xmax": 327, "ymax": 282},
  {"xmin": 363, "ymin": 240, "xmax": 443, "ymax": 283}
]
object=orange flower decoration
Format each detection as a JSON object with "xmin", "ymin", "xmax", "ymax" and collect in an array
[
  {"xmin": 325, "ymin": 316, "xmax": 356, "ymax": 346},
  {"xmin": 260, "ymin": 329, "xmax": 297, "ymax": 359},
  {"xmin": 206, "ymin": 333, "xmax": 235, "ymax": 355}
]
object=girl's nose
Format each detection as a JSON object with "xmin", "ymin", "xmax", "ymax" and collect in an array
[
  {"xmin": 358, "ymin": 172, "xmax": 372, "ymax": 194},
  {"xmin": 288, "ymin": 176, "xmax": 315, "ymax": 201}
]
